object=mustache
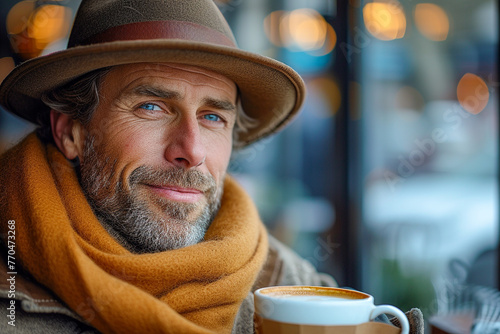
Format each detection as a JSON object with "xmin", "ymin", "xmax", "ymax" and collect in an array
[{"xmin": 128, "ymin": 165, "xmax": 217, "ymax": 193}]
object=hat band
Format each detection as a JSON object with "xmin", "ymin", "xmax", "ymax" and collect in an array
[{"xmin": 78, "ymin": 20, "xmax": 237, "ymax": 48}]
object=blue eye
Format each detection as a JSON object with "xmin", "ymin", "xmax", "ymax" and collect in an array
[
  {"xmin": 204, "ymin": 114, "xmax": 221, "ymax": 122},
  {"xmin": 139, "ymin": 103, "xmax": 161, "ymax": 111}
]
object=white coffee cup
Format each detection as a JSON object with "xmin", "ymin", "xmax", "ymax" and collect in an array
[{"xmin": 254, "ymin": 286, "xmax": 409, "ymax": 334}]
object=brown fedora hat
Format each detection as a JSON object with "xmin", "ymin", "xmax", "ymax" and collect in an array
[{"xmin": 0, "ymin": 0, "xmax": 305, "ymax": 147}]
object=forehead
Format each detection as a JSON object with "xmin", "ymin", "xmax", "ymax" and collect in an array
[{"xmin": 102, "ymin": 62, "xmax": 237, "ymax": 94}]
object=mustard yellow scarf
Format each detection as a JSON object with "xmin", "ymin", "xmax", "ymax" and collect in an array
[{"xmin": 0, "ymin": 133, "xmax": 268, "ymax": 333}]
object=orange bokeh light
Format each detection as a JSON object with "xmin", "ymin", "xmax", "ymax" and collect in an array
[
  {"xmin": 264, "ymin": 9, "xmax": 336, "ymax": 55},
  {"xmin": 7, "ymin": 3, "xmax": 71, "ymax": 60},
  {"xmin": 264, "ymin": 10, "xmax": 286, "ymax": 47},
  {"xmin": 6, "ymin": 0, "xmax": 35, "ymax": 35},
  {"xmin": 28, "ymin": 5, "xmax": 71, "ymax": 45},
  {"xmin": 414, "ymin": 4, "xmax": 450, "ymax": 41},
  {"xmin": 363, "ymin": 2, "xmax": 406, "ymax": 41},
  {"xmin": 283, "ymin": 9, "xmax": 327, "ymax": 50},
  {"xmin": 457, "ymin": 73, "xmax": 490, "ymax": 115},
  {"xmin": 311, "ymin": 22, "xmax": 337, "ymax": 57},
  {"xmin": 309, "ymin": 76, "xmax": 342, "ymax": 116}
]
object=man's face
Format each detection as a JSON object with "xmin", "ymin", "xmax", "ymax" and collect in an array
[{"xmin": 78, "ymin": 63, "xmax": 237, "ymax": 253}]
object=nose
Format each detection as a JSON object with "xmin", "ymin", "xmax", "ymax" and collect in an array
[{"xmin": 164, "ymin": 116, "xmax": 207, "ymax": 169}]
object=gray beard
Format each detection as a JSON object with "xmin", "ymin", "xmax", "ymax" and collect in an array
[{"xmin": 78, "ymin": 135, "xmax": 223, "ymax": 253}]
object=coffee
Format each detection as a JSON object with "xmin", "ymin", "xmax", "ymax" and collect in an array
[
  {"xmin": 254, "ymin": 286, "xmax": 409, "ymax": 334},
  {"xmin": 259, "ymin": 286, "xmax": 365, "ymax": 300},
  {"xmin": 274, "ymin": 295, "xmax": 353, "ymax": 301}
]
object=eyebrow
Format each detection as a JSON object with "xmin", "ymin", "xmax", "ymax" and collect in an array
[
  {"xmin": 131, "ymin": 84, "xmax": 236, "ymax": 113},
  {"xmin": 132, "ymin": 85, "xmax": 181, "ymax": 100},
  {"xmin": 202, "ymin": 97, "xmax": 237, "ymax": 113}
]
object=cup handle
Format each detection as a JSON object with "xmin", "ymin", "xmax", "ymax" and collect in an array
[{"xmin": 370, "ymin": 305, "xmax": 409, "ymax": 334}]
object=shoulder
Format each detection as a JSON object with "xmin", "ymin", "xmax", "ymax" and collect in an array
[
  {"xmin": 253, "ymin": 234, "xmax": 337, "ymax": 290},
  {"xmin": 0, "ymin": 249, "xmax": 99, "ymax": 333}
]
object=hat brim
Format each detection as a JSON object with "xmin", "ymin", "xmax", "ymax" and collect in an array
[{"xmin": 0, "ymin": 39, "xmax": 305, "ymax": 147}]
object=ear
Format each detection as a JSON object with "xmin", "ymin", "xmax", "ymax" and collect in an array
[{"xmin": 50, "ymin": 110, "xmax": 86, "ymax": 160}]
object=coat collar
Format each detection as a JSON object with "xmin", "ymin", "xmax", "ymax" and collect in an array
[{"xmin": 0, "ymin": 253, "xmax": 83, "ymax": 321}]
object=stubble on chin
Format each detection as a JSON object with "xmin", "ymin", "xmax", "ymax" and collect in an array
[{"xmin": 78, "ymin": 135, "xmax": 223, "ymax": 253}]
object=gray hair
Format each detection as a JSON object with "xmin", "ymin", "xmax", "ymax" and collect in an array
[
  {"xmin": 39, "ymin": 67, "xmax": 257, "ymax": 147},
  {"xmin": 37, "ymin": 68, "xmax": 110, "ymax": 143}
]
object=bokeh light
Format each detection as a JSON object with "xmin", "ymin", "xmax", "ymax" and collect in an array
[
  {"xmin": 314, "ymin": 23, "xmax": 337, "ymax": 56},
  {"xmin": 309, "ymin": 76, "xmax": 341, "ymax": 117},
  {"xmin": 6, "ymin": 2, "xmax": 72, "ymax": 60},
  {"xmin": 457, "ymin": 73, "xmax": 490, "ymax": 115},
  {"xmin": 28, "ymin": 5, "xmax": 71, "ymax": 45},
  {"xmin": 6, "ymin": 0, "xmax": 35, "ymax": 35},
  {"xmin": 264, "ymin": 8, "xmax": 336, "ymax": 56},
  {"xmin": 363, "ymin": 2, "xmax": 406, "ymax": 41},
  {"xmin": 283, "ymin": 9, "xmax": 327, "ymax": 50},
  {"xmin": 414, "ymin": 4, "xmax": 450, "ymax": 41},
  {"xmin": 264, "ymin": 10, "xmax": 286, "ymax": 47}
]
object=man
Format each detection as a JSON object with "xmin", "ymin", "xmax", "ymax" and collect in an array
[{"xmin": 0, "ymin": 0, "xmax": 422, "ymax": 333}]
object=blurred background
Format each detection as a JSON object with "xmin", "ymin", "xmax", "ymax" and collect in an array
[{"xmin": 0, "ymin": 0, "xmax": 498, "ymax": 330}]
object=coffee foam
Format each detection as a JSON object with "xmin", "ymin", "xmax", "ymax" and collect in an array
[
  {"xmin": 259, "ymin": 286, "xmax": 368, "ymax": 300},
  {"xmin": 272, "ymin": 295, "xmax": 355, "ymax": 302}
]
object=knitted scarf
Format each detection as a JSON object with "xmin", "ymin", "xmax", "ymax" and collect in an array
[{"xmin": 0, "ymin": 133, "xmax": 268, "ymax": 334}]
